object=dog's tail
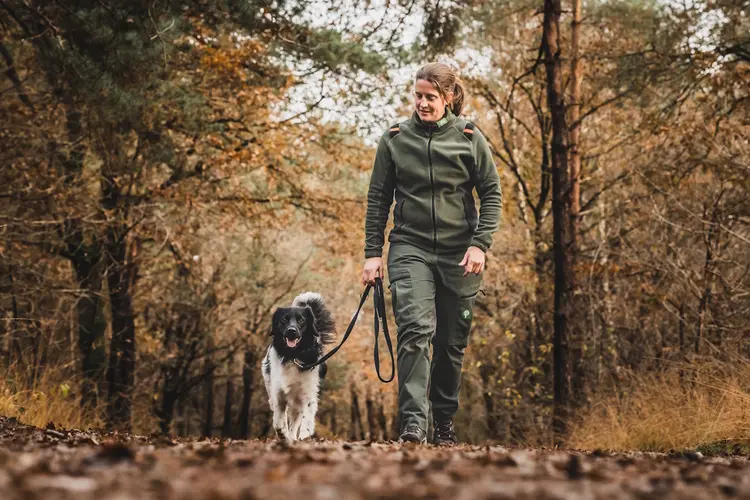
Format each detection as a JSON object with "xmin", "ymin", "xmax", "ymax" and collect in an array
[{"xmin": 292, "ymin": 292, "xmax": 337, "ymax": 345}]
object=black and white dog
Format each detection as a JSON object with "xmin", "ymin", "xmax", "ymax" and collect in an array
[{"xmin": 262, "ymin": 292, "xmax": 336, "ymax": 442}]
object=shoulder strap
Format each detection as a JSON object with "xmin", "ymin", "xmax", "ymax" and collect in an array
[
  {"xmin": 462, "ymin": 121, "xmax": 478, "ymax": 185},
  {"xmin": 389, "ymin": 123, "xmax": 400, "ymax": 139},
  {"xmin": 463, "ymin": 121, "xmax": 475, "ymax": 140}
]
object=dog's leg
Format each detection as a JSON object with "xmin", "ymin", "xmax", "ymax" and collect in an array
[
  {"xmin": 297, "ymin": 399, "xmax": 318, "ymax": 440},
  {"xmin": 262, "ymin": 348, "xmax": 275, "ymax": 424},
  {"xmin": 287, "ymin": 398, "xmax": 304, "ymax": 442},
  {"xmin": 297, "ymin": 369, "xmax": 322, "ymax": 441},
  {"xmin": 272, "ymin": 391, "xmax": 288, "ymax": 440}
]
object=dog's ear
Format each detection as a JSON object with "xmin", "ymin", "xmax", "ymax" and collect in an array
[
  {"xmin": 270, "ymin": 308, "xmax": 284, "ymax": 336},
  {"xmin": 304, "ymin": 305, "xmax": 319, "ymax": 336}
]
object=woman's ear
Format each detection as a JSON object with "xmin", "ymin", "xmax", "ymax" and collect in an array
[{"xmin": 305, "ymin": 306, "xmax": 319, "ymax": 336}]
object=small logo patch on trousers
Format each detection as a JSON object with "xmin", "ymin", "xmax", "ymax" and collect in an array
[{"xmin": 461, "ymin": 309, "xmax": 471, "ymax": 320}]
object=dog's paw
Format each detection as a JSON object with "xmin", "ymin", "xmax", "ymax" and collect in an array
[
  {"xmin": 297, "ymin": 426, "xmax": 314, "ymax": 440},
  {"xmin": 274, "ymin": 427, "xmax": 287, "ymax": 440}
]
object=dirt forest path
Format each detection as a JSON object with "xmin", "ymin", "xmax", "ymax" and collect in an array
[{"xmin": 0, "ymin": 417, "xmax": 748, "ymax": 499}]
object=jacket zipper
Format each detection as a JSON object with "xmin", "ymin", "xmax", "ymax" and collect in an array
[{"xmin": 428, "ymin": 130, "xmax": 437, "ymax": 251}]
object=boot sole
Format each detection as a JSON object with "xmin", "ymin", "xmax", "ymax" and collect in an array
[{"xmin": 398, "ymin": 435, "xmax": 427, "ymax": 444}]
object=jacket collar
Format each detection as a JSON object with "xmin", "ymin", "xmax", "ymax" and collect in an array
[{"xmin": 410, "ymin": 108, "xmax": 456, "ymax": 136}]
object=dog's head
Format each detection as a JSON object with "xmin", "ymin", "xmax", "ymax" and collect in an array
[{"xmin": 270, "ymin": 305, "xmax": 320, "ymax": 357}]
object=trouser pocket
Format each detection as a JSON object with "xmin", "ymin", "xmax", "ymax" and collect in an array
[
  {"xmin": 435, "ymin": 275, "xmax": 481, "ymax": 348},
  {"xmin": 387, "ymin": 269, "xmax": 410, "ymax": 330},
  {"xmin": 457, "ymin": 289, "xmax": 480, "ymax": 342},
  {"xmin": 452, "ymin": 290, "xmax": 480, "ymax": 347}
]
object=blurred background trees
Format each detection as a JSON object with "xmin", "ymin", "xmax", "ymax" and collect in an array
[{"xmin": 1, "ymin": 0, "xmax": 748, "ymax": 448}]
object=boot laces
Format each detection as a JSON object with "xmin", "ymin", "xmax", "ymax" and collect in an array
[
  {"xmin": 434, "ymin": 420, "xmax": 456, "ymax": 441},
  {"xmin": 404, "ymin": 424, "xmax": 422, "ymax": 435}
]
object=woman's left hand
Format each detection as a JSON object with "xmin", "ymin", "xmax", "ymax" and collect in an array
[{"xmin": 459, "ymin": 246, "xmax": 485, "ymax": 276}]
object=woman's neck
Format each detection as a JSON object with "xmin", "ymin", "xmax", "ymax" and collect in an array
[{"xmin": 417, "ymin": 108, "xmax": 451, "ymax": 127}]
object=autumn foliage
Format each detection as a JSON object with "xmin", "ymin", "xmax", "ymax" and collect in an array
[{"xmin": 1, "ymin": 0, "xmax": 749, "ymax": 451}]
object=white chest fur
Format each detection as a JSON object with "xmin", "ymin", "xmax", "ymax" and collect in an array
[{"xmin": 262, "ymin": 346, "xmax": 322, "ymax": 442}]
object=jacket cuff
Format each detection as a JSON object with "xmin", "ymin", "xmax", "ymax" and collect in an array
[
  {"xmin": 469, "ymin": 239, "xmax": 489, "ymax": 253},
  {"xmin": 365, "ymin": 248, "xmax": 383, "ymax": 258}
]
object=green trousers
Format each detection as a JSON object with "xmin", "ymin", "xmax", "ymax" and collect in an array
[{"xmin": 387, "ymin": 242, "xmax": 482, "ymax": 432}]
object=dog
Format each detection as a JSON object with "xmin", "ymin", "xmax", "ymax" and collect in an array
[{"xmin": 262, "ymin": 292, "xmax": 336, "ymax": 442}]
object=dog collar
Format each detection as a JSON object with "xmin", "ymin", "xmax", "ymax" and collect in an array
[{"xmin": 293, "ymin": 358, "xmax": 313, "ymax": 370}]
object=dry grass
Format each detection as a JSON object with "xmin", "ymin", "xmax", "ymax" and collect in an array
[
  {"xmin": 569, "ymin": 359, "xmax": 750, "ymax": 452},
  {"xmin": 0, "ymin": 360, "xmax": 100, "ymax": 430}
]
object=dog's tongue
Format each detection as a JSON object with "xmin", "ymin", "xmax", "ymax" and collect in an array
[{"xmin": 286, "ymin": 338, "xmax": 300, "ymax": 348}]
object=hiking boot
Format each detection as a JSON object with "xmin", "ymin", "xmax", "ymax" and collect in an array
[
  {"xmin": 432, "ymin": 419, "xmax": 458, "ymax": 446},
  {"xmin": 398, "ymin": 424, "xmax": 427, "ymax": 444}
]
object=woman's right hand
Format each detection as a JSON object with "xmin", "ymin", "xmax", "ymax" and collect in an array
[{"xmin": 361, "ymin": 257, "xmax": 383, "ymax": 286}]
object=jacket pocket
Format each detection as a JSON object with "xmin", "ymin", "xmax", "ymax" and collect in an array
[
  {"xmin": 462, "ymin": 195, "xmax": 478, "ymax": 232},
  {"xmin": 397, "ymin": 198, "xmax": 406, "ymax": 230},
  {"xmin": 387, "ymin": 269, "xmax": 409, "ymax": 289},
  {"xmin": 462, "ymin": 197, "xmax": 470, "ymax": 232}
]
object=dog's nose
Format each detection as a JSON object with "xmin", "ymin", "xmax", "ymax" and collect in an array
[{"xmin": 284, "ymin": 327, "xmax": 300, "ymax": 338}]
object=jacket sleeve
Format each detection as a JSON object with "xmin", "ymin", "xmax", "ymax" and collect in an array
[
  {"xmin": 364, "ymin": 130, "xmax": 396, "ymax": 258},
  {"xmin": 470, "ymin": 128, "xmax": 502, "ymax": 253}
]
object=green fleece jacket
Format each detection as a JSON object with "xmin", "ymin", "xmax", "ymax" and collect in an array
[{"xmin": 365, "ymin": 109, "xmax": 503, "ymax": 258}]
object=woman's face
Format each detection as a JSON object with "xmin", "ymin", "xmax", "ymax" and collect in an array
[{"xmin": 413, "ymin": 79, "xmax": 452, "ymax": 123}]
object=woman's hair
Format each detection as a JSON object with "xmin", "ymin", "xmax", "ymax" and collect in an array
[{"xmin": 415, "ymin": 62, "xmax": 466, "ymax": 116}]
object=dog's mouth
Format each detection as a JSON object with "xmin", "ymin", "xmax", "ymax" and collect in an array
[{"xmin": 285, "ymin": 337, "xmax": 300, "ymax": 348}]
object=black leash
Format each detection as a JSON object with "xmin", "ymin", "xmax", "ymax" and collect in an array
[{"xmin": 293, "ymin": 277, "xmax": 395, "ymax": 383}]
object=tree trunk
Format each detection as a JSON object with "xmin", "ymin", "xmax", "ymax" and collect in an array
[
  {"xmin": 696, "ymin": 198, "xmax": 721, "ymax": 354},
  {"xmin": 568, "ymin": 0, "xmax": 585, "ymax": 409},
  {"xmin": 377, "ymin": 399, "xmax": 388, "ymax": 442},
  {"xmin": 365, "ymin": 392, "xmax": 378, "ymax": 441},
  {"xmin": 543, "ymin": 0, "xmax": 574, "ymax": 440},
  {"xmin": 203, "ymin": 338, "xmax": 215, "ymax": 438},
  {"xmin": 596, "ymin": 210, "xmax": 614, "ymax": 388},
  {"xmin": 237, "ymin": 350, "xmax": 256, "ymax": 439},
  {"xmin": 390, "ymin": 409, "xmax": 399, "ymax": 441},
  {"xmin": 203, "ymin": 369, "xmax": 214, "ymax": 438},
  {"xmin": 184, "ymin": 399, "xmax": 191, "ymax": 437},
  {"xmin": 480, "ymin": 365, "xmax": 498, "ymax": 438},
  {"xmin": 331, "ymin": 407, "xmax": 338, "ymax": 438},
  {"xmin": 5, "ymin": 264, "xmax": 22, "ymax": 366},
  {"xmin": 569, "ymin": 0, "xmax": 582, "ymax": 235},
  {"xmin": 104, "ymin": 221, "xmax": 138, "ymax": 431},
  {"xmin": 222, "ymin": 378, "xmax": 234, "ymax": 439},
  {"xmin": 69, "ymin": 246, "xmax": 107, "ymax": 410},
  {"xmin": 259, "ymin": 409, "xmax": 272, "ymax": 439},
  {"xmin": 176, "ymin": 396, "xmax": 186, "ymax": 436},
  {"xmin": 157, "ymin": 389, "xmax": 178, "ymax": 435},
  {"xmin": 350, "ymin": 387, "xmax": 365, "ymax": 441},
  {"xmin": 49, "ymin": 105, "xmax": 109, "ymax": 410}
]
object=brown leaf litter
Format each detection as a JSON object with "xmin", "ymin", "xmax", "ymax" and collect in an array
[{"xmin": 0, "ymin": 416, "xmax": 748, "ymax": 499}]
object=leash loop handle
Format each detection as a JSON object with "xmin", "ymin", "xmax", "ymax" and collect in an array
[{"xmin": 372, "ymin": 277, "xmax": 395, "ymax": 383}]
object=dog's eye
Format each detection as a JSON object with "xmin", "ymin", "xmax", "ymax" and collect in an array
[{"xmin": 280, "ymin": 317, "xmax": 288, "ymax": 325}]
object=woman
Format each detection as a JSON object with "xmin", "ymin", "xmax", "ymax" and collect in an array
[{"xmin": 361, "ymin": 62, "xmax": 502, "ymax": 445}]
